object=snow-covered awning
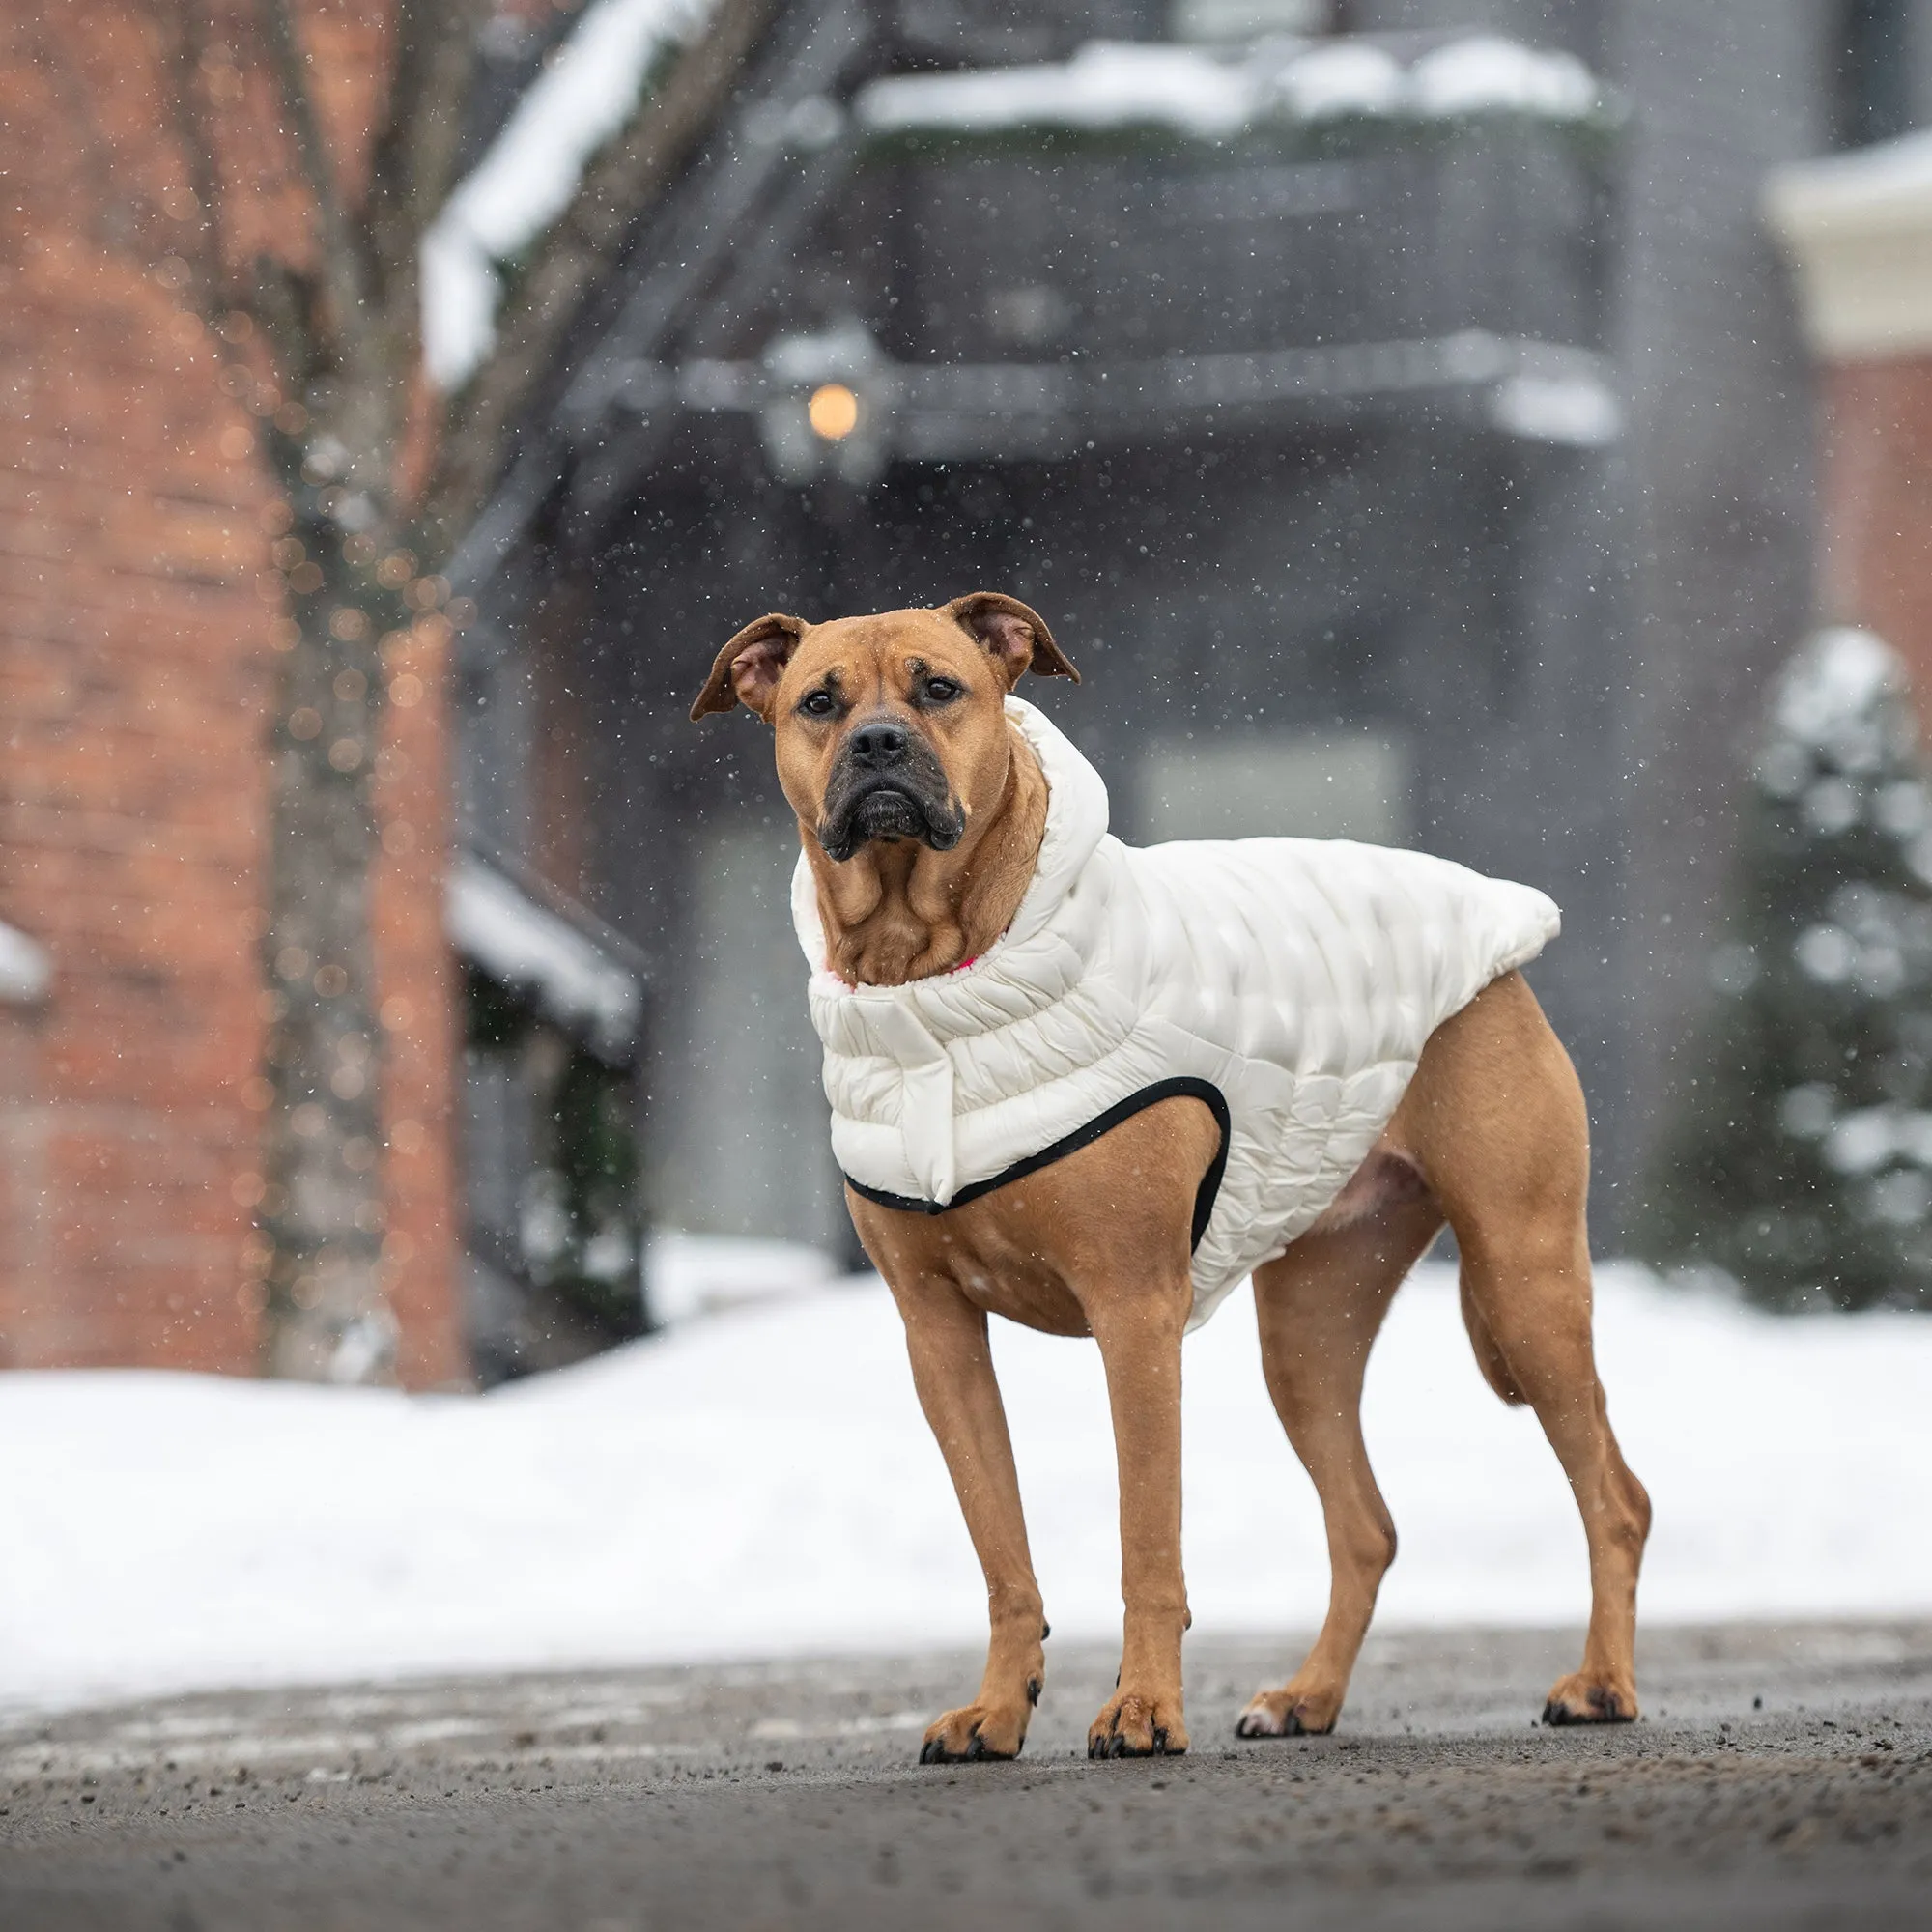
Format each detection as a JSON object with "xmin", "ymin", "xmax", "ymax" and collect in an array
[
  {"xmin": 446, "ymin": 854, "xmax": 642, "ymax": 1061},
  {"xmin": 425, "ymin": 23, "xmax": 1611, "ymax": 389},
  {"xmin": 856, "ymin": 35, "xmax": 1610, "ymax": 148},
  {"xmin": 422, "ymin": 0, "xmax": 717, "ymax": 391},
  {"xmin": 0, "ymin": 919, "xmax": 50, "ymax": 1005}
]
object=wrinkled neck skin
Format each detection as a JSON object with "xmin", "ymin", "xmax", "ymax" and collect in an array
[{"xmin": 804, "ymin": 723, "xmax": 1049, "ymax": 987}]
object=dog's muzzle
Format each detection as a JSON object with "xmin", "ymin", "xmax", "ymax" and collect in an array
[{"xmin": 817, "ymin": 719, "xmax": 964, "ymax": 863}]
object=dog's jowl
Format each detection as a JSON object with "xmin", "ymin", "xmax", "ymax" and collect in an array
[{"xmin": 692, "ymin": 593, "xmax": 1650, "ymax": 1762}]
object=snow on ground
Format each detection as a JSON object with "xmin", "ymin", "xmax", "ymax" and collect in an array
[
  {"xmin": 3, "ymin": 1264, "xmax": 1929, "ymax": 1716},
  {"xmin": 644, "ymin": 1231, "xmax": 839, "ymax": 1325}
]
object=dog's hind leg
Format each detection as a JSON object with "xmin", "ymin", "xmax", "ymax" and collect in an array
[
  {"xmin": 1236, "ymin": 1166, "xmax": 1442, "ymax": 1739},
  {"xmin": 1454, "ymin": 1229, "xmax": 1650, "ymax": 1724},
  {"xmin": 1395, "ymin": 971, "xmax": 1652, "ymax": 1724}
]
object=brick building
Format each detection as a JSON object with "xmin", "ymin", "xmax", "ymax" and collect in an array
[
  {"xmin": 7, "ymin": 1, "xmax": 1932, "ymax": 1383},
  {"xmin": 0, "ymin": 3, "xmax": 464, "ymax": 1382},
  {"xmin": 1770, "ymin": 129, "xmax": 1932, "ymax": 704}
]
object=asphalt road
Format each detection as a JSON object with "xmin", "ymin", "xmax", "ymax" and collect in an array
[{"xmin": 3, "ymin": 1622, "xmax": 1930, "ymax": 1931}]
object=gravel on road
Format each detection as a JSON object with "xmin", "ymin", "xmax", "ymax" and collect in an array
[{"xmin": 2, "ymin": 1621, "xmax": 1930, "ymax": 1931}]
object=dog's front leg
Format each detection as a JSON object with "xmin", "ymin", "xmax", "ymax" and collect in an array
[
  {"xmin": 1085, "ymin": 1286, "xmax": 1191, "ymax": 1757},
  {"xmin": 890, "ymin": 1271, "xmax": 1047, "ymax": 1763}
]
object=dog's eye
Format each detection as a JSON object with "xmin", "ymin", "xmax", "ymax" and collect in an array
[
  {"xmin": 923, "ymin": 677, "xmax": 963, "ymax": 704},
  {"xmin": 798, "ymin": 690, "xmax": 838, "ymax": 719}
]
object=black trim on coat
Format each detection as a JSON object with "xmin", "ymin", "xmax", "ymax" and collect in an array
[{"xmin": 841, "ymin": 1077, "xmax": 1233, "ymax": 1253}]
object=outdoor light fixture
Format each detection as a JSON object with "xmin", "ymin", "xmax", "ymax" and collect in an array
[
  {"xmin": 808, "ymin": 383, "xmax": 860, "ymax": 440},
  {"xmin": 755, "ymin": 321, "xmax": 892, "ymax": 485}
]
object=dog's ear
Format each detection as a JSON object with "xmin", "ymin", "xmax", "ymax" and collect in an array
[
  {"xmin": 943, "ymin": 592, "xmax": 1080, "ymax": 692},
  {"xmin": 690, "ymin": 612, "xmax": 807, "ymax": 723}
]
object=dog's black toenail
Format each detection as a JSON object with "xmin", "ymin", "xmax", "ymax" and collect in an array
[
  {"xmin": 920, "ymin": 1739, "xmax": 939, "ymax": 1763},
  {"xmin": 1541, "ymin": 1701, "xmax": 1567, "ymax": 1727},
  {"xmin": 965, "ymin": 1731, "xmax": 984, "ymax": 1760},
  {"xmin": 1026, "ymin": 1677, "xmax": 1042, "ymax": 1707},
  {"xmin": 1151, "ymin": 1726, "xmax": 1168, "ymax": 1753}
]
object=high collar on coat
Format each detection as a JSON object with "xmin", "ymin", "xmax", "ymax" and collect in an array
[
  {"xmin": 790, "ymin": 696, "xmax": 1109, "ymax": 989},
  {"xmin": 789, "ymin": 697, "xmax": 1112, "ymax": 1204}
]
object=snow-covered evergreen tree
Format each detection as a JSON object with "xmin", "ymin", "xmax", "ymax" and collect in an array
[{"xmin": 1647, "ymin": 627, "xmax": 1932, "ymax": 1311}]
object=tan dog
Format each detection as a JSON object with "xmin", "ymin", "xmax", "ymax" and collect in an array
[{"xmin": 692, "ymin": 593, "xmax": 1651, "ymax": 1762}]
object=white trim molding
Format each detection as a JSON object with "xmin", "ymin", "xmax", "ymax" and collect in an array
[{"xmin": 1766, "ymin": 132, "xmax": 1932, "ymax": 359}]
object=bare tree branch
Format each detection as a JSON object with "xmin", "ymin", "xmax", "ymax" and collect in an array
[
  {"xmin": 158, "ymin": 1, "xmax": 230, "ymax": 326},
  {"xmin": 255, "ymin": 0, "xmax": 372, "ymax": 361},
  {"xmin": 367, "ymin": 0, "xmax": 486, "ymax": 340},
  {"xmin": 151, "ymin": 1, "xmax": 300, "ymax": 441},
  {"xmin": 251, "ymin": 249, "xmax": 320, "ymax": 394},
  {"xmin": 425, "ymin": 0, "xmax": 778, "ymax": 541}
]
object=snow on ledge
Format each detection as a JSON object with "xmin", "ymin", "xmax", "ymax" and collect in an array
[
  {"xmin": 445, "ymin": 854, "xmax": 640, "ymax": 1056},
  {"xmin": 0, "ymin": 920, "xmax": 50, "ymax": 1006},
  {"xmin": 1488, "ymin": 370, "xmax": 1623, "ymax": 447},
  {"xmin": 863, "ymin": 42, "xmax": 1258, "ymax": 142},
  {"xmin": 1407, "ymin": 35, "xmax": 1599, "ymax": 119},
  {"xmin": 422, "ymin": 0, "xmax": 715, "ymax": 390},
  {"xmin": 857, "ymin": 34, "xmax": 1606, "ymax": 144}
]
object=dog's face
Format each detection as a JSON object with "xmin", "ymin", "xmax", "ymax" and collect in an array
[{"xmin": 690, "ymin": 594, "xmax": 1078, "ymax": 863}]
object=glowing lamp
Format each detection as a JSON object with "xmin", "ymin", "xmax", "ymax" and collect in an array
[{"xmin": 808, "ymin": 383, "xmax": 861, "ymax": 440}]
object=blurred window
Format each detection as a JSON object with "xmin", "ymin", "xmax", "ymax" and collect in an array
[
  {"xmin": 1139, "ymin": 730, "xmax": 1411, "ymax": 845},
  {"xmin": 656, "ymin": 821, "xmax": 848, "ymax": 1257},
  {"xmin": 449, "ymin": 853, "xmax": 648, "ymax": 1380},
  {"xmin": 1833, "ymin": 0, "xmax": 1914, "ymax": 149}
]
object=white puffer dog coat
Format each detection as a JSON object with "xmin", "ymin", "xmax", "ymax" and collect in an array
[{"xmin": 792, "ymin": 698, "xmax": 1560, "ymax": 1331}]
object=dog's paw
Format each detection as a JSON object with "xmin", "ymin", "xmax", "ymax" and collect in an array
[
  {"xmin": 1234, "ymin": 1686, "xmax": 1340, "ymax": 1739},
  {"xmin": 1087, "ymin": 1689, "xmax": 1188, "ymax": 1759},
  {"xmin": 919, "ymin": 1693, "xmax": 1034, "ymax": 1765},
  {"xmin": 1541, "ymin": 1672, "xmax": 1638, "ymax": 1726}
]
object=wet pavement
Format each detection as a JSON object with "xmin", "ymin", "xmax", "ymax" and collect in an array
[{"xmin": 3, "ymin": 1621, "xmax": 1930, "ymax": 1930}]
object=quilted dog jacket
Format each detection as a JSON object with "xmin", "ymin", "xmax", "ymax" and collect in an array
[{"xmin": 791, "ymin": 698, "xmax": 1560, "ymax": 1330}]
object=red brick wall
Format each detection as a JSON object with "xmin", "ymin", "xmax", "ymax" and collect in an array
[
  {"xmin": 0, "ymin": 5, "xmax": 463, "ymax": 1384},
  {"xmin": 0, "ymin": 1002, "xmax": 50, "ymax": 1353},
  {"xmin": 374, "ymin": 614, "xmax": 466, "ymax": 1390},
  {"xmin": 1819, "ymin": 357, "xmax": 1932, "ymax": 703}
]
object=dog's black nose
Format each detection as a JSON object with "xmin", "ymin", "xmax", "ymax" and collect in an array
[{"xmin": 848, "ymin": 720, "xmax": 910, "ymax": 767}]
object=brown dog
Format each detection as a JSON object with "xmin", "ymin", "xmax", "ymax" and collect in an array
[{"xmin": 692, "ymin": 593, "xmax": 1651, "ymax": 1761}]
